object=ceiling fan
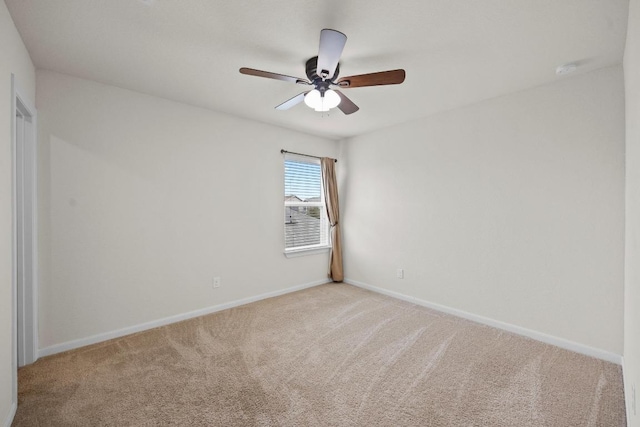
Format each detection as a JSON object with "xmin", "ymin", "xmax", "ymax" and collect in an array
[{"xmin": 239, "ymin": 29, "xmax": 406, "ymax": 115}]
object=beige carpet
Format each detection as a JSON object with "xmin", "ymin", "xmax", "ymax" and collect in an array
[{"xmin": 13, "ymin": 283, "xmax": 626, "ymax": 426}]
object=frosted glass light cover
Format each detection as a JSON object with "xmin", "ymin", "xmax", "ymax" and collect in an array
[
  {"xmin": 324, "ymin": 89, "xmax": 341, "ymax": 109},
  {"xmin": 305, "ymin": 89, "xmax": 341, "ymax": 112},
  {"xmin": 304, "ymin": 89, "xmax": 321, "ymax": 109}
]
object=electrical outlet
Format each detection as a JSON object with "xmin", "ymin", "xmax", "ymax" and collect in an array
[
  {"xmin": 213, "ymin": 277, "xmax": 221, "ymax": 289},
  {"xmin": 397, "ymin": 269, "xmax": 404, "ymax": 279}
]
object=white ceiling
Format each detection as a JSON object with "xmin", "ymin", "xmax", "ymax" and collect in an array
[{"xmin": 6, "ymin": 0, "xmax": 629, "ymax": 140}]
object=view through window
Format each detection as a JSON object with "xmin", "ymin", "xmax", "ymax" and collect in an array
[{"xmin": 284, "ymin": 155, "xmax": 329, "ymax": 251}]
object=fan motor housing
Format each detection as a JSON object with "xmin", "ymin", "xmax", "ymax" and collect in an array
[{"xmin": 305, "ymin": 56, "xmax": 339, "ymax": 85}]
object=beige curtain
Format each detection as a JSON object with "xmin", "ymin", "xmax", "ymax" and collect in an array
[{"xmin": 321, "ymin": 157, "xmax": 343, "ymax": 282}]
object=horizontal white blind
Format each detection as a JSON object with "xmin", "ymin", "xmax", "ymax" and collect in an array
[{"xmin": 284, "ymin": 156, "xmax": 328, "ymax": 250}]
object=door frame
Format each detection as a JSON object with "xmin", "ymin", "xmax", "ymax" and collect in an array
[{"xmin": 11, "ymin": 73, "xmax": 38, "ymax": 407}]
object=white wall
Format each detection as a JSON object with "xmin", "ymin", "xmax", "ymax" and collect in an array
[
  {"xmin": 36, "ymin": 70, "xmax": 337, "ymax": 350},
  {"xmin": 341, "ymin": 66, "xmax": 625, "ymax": 355},
  {"xmin": 0, "ymin": 2, "xmax": 35, "ymax": 425},
  {"xmin": 625, "ymin": 0, "xmax": 640, "ymax": 423}
]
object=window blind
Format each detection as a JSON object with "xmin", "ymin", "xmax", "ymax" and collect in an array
[{"xmin": 284, "ymin": 155, "xmax": 329, "ymax": 250}]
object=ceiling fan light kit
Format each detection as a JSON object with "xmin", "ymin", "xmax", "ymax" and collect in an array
[
  {"xmin": 304, "ymin": 88, "xmax": 341, "ymax": 112},
  {"xmin": 239, "ymin": 29, "xmax": 406, "ymax": 115}
]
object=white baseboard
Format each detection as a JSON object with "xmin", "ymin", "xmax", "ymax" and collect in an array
[
  {"xmin": 39, "ymin": 279, "xmax": 328, "ymax": 358},
  {"xmin": 345, "ymin": 278, "xmax": 622, "ymax": 365},
  {"xmin": 3, "ymin": 401, "xmax": 16, "ymax": 427}
]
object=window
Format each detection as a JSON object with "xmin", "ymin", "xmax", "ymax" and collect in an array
[{"xmin": 284, "ymin": 154, "xmax": 329, "ymax": 252}]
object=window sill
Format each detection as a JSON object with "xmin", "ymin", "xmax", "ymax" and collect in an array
[{"xmin": 284, "ymin": 246, "xmax": 331, "ymax": 258}]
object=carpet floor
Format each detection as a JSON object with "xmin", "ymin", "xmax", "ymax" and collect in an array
[{"xmin": 13, "ymin": 283, "xmax": 626, "ymax": 426}]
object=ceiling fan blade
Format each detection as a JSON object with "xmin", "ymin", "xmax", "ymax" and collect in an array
[
  {"xmin": 316, "ymin": 29, "xmax": 347, "ymax": 81},
  {"xmin": 335, "ymin": 90, "xmax": 359, "ymax": 115},
  {"xmin": 240, "ymin": 67, "xmax": 310, "ymax": 85},
  {"xmin": 275, "ymin": 91, "xmax": 309, "ymax": 110},
  {"xmin": 336, "ymin": 69, "xmax": 406, "ymax": 88}
]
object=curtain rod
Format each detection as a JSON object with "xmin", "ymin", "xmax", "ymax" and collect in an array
[{"xmin": 281, "ymin": 149, "xmax": 337, "ymax": 163}]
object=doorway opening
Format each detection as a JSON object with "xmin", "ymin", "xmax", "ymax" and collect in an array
[{"xmin": 11, "ymin": 73, "xmax": 38, "ymax": 408}]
